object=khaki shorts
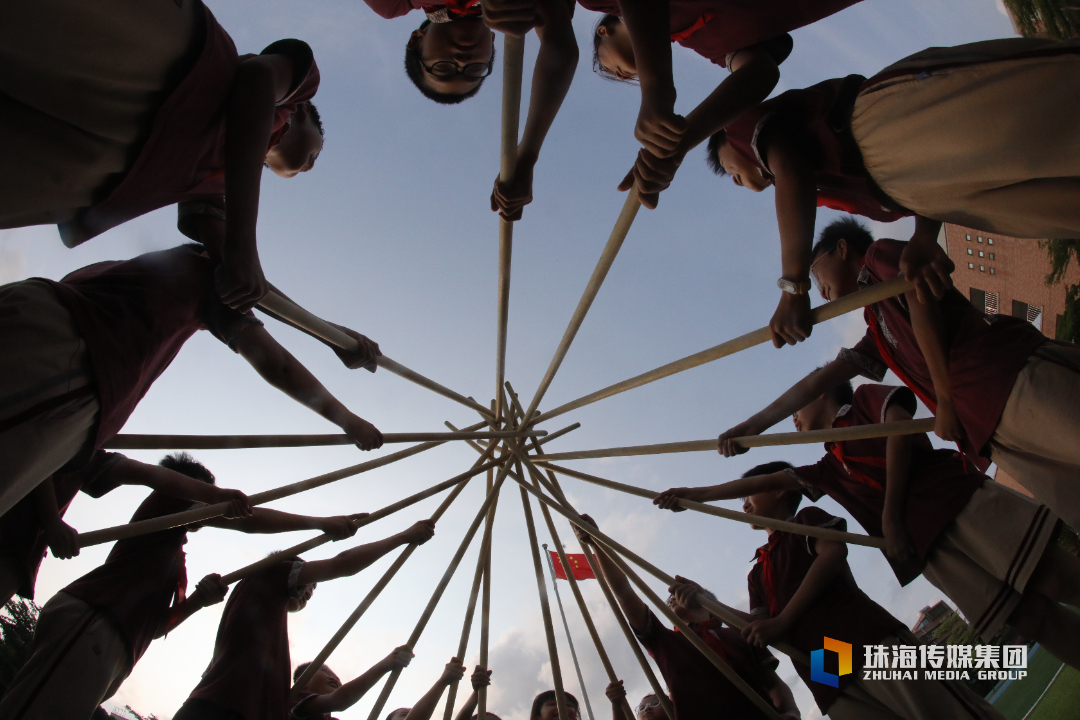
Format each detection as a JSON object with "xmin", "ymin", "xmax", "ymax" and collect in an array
[{"xmin": 922, "ymin": 482, "xmax": 1057, "ymax": 640}]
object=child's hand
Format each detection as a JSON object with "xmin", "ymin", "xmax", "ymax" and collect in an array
[
  {"xmin": 572, "ymin": 514, "xmax": 599, "ymax": 546},
  {"xmin": 634, "ymin": 95, "xmax": 687, "ymax": 159},
  {"xmin": 741, "ymin": 616, "xmax": 789, "ymax": 648},
  {"xmin": 618, "ymin": 148, "xmax": 684, "ymax": 209},
  {"xmin": 342, "ymin": 414, "xmax": 384, "ymax": 451},
  {"xmin": 490, "ymin": 159, "xmax": 535, "ymax": 222},
  {"xmin": 401, "ymin": 519, "xmax": 437, "ymax": 545},
  {"xmin": 215, "ymin": 252, "xmax": 268, "ymax": 312},
  {"xmin": 668, "ymin": 576, "xmax": 704, "ymax": 609},
  {"xmin": 44, "ymin": 518, "xmax": 80, "ymax": 560},
  {"xmin": 214, "ymin": 488, "xmax": 253, "ymax": 519},
  {"xmin": 330, "ymin": 324, "xmax": 381, "ymax": 372},
  {"xmin": 900, "ymin": 238, "xmax": 954, "ymax": 304},
  {"xmin": 933, "ymin": 398, "xmax": 966, "ymax": 443},
  {"xmin": 605, "ymin": 679, "xmax": 626, "ymax": 703},
  {"xmin": 193, "ymin": 573, "xmax": 230, "ymax": 607},
  {"xmin": 717, "ymin": 422, "xmax": 756, "ymax": 457},
  {"xmin": 471, "ymin": 665, "xmax": 492, "ymax": 690},
  {"xmin": 440, "ymin": 657, "xmax": 467, "ymax": 685},
  {"xmin": 385, "ymin": 645, "xmax": 415, "ymax": 671},
  {"xmin": 769, "ymin": 293, "xmax": 813, "ymax": 348},
  {"xmin": 482, "ymin": 0, "xmax": 540, "ymax": 36},
  {"xmin": 317, "ymin": 516, "xmax": 359, "ymax": 540},
  {"xmin": 652, "ymin": 488, "xmax": 696, "ymax": 511}
]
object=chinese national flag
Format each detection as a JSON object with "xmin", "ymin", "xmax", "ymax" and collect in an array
[{"xmin": 551, "ymin": 551, "xmax": 596, "ymax": 581}]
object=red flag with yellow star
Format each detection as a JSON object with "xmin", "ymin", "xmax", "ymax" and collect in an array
[{"xmin": 550, "ymin": 551, "xmax": 596, "ymax": 581}]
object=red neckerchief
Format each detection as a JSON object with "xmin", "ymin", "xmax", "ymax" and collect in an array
[
  {"xmin": 827, "ymin": 415, "xmax": 886, "ymax": 490},
  {"xmin": 752, "ymin": 538, "xmax": 780, "ymax": 617},
  {"xmin": 445, "ymin": 0, "xmax": 483, "ymax": 16},
  {"xmin": 677, "ymin": 618, "xmax": 735, "ymax": 666},
  {"xmin": 671, "ymin": 13, "xmax": 714, "ymax": 42}
]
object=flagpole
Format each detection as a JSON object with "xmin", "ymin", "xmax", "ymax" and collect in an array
[{"xmin": 544, "ymin": 543, "xmax": 596, "ymax": 720}]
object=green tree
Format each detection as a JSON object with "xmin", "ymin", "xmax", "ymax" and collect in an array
[
  {"xmin": 0, "ymin": 598, "xmax": 40, "ymax": 696},
  {"xmin": 1004, "ymin": 0, "xmax": 1080, "ymax": 39},
  {"xmin": 931, "ymin": 610, "xmax": 982, "ymax": 647},
  {"xmin": 1041, "ymin": 239, "xmax": 1080, "ymax": 342}
]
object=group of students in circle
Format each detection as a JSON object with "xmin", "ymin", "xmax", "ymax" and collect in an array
[{"xmin": 2, "ymin": 0, "xmax": 1080, "ymax": 718}]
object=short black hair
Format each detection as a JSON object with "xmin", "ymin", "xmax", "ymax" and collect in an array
[
  {"xmin": 405, "ymin": 20, "xmax": 493, "ymax": 105},
  {"xmin": 742, "ymin": 461, "xmax": 801, "ymax": 514},
  {"xmin": 159, "ymin": 452, "xmax": 215, "ymax": 485},
  {"xmin": 812, "ymin": 216, "xmax": 874, "ymax": 260},
  {"xmin": 294, "ymin": 662, "xmax": 312, "ymax": 683},
  {"xmin": 531, "ymin": 691, "xmax": 579, "ymax": 719},
  {"xmin": 307, "ymin": 102, "xmax": 324, "ymax": 137},
  {"xmin": 593, "ymin": 14, "xmax": 632, "ymax": 83},
  {"xmin": 705, "ymin": 130, "xmax": 728, "ymax": 176}
]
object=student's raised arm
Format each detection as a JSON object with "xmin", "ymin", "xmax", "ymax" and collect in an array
[
  {"xmin": 218, "ymin": 53, "xmax": 300, "ymax": 311},
  {"xmin": 621, "ymin": 45, "xmax": 781, "ymax": 209},
  {"xmin": 761, "ymin": 669, "xmax": 801, "ymax": 720},
  {"xmin": 906, "ymin": 289, "xmax": 964, "ymax": 442},
  {"xmin": 604, "ymin": 680, "xmax": 627, "ymax": 720},
  {"xmin": 34, "ymin": 478, "xmax": 80, "ymax": 560},
  {"xmin": 743, "ymin": 537, "xmax": 847, "ymax": 649},
  {"xmin": 489, "ymin": 0, "xmax": 579, "ymax": 221},
  {"xmin": 299, "ymin": 646, "xmax": 416, "ymax": 714},
  {"xmin": 205, "ymin": 510, "xmax": 362, "ymax": 539},
  {"xmin": 108, "ymin": 457, "xmax": 252, "ymax": 516},
  {"xmin": 296, "ymin": 520, "xmax": 435, "ymax": 585},
  {"xmin": 405, "ymin": 658, "xmax": 467, "ymax": 720},
  {"xmin": 653, "ymin": 472, "xmax": 800, "ymax": 511},
  {"xmin": 717, "ymin": 359, "xmax": 861, "ymax": 457},
  {"xmin": 233, "ymin": 324, "xmax": 383, "ymax": 450},
  {"xmin": 882, "ymin": 402, "xmax": 919, "ymax": 574},
  {"xmin": 156, "ymin": 573, "xmax": 230, "ymax": 637},
  {"xmin": 900, "ymin": 216, "xmax": 954, "ymax": 304},
  {"xmin": 451, "ymin": 665, "xmax": 491, "ymax": 720},
  {"xmin": 572, "ymin": 515, "xmax": 650, "ymax": 632}
]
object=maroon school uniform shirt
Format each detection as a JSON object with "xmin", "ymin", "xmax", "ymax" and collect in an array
[
  {"xmin": 0, "ymin": 452, "xmax": 123, "ymax": 600},
  {"xmin": 188, "ymin": 558, "xmax": 306, "ymax": 720},
  {"xmin": 290, "ymin": 693, "xmax": 338, "ymax": 720},
  {"xmin": 635, "ymin": 609, "xmax": 777, "ymax": 720},
  {"xmin": 62, "ymin": 489, "xmax": 198, "ymax": 664},
  {"xmin": 59, "ymin": 2, "xmax": 320, "ymax": 247},
  {"xmin": 40, "ymin": 245, "xmax": 262, "ymax": 456},
  {"xmin": 577, "ymin": 0, "xmax": 860, "ymax": 67},
  {"xmin": 747, "ymin": 506, "xmax": 901, "ymax": 713},
  {"xmin": 724, "ymin": 76, "xmax": 909, "ymax": 222},
  {"xmin": 788, "ymin": 384, "xmax": 985, "ymax": 584},
  {"xmin": 838, "ymin": 239, "xmax": 1046, "ymax": 468}
]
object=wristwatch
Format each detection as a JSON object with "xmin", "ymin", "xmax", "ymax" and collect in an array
[{"xmin": 777, "ymin": 277, "xmax": 813, "ymax": 295}]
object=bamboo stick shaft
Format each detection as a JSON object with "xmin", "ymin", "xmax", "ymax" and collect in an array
[
  {"xmin": 451, "ymin": 422, "xmax": 581, "ymax": 454},
  {"xmin": 522, "ymin": 188, "xmax": 641, "ymax": 425},
  {"xmin": 537, "ymin": 462, "xmax": 885, "ymax": 549},
  {"xmin": 106, "ymin": 429, "xmax": 547, "ymax": 450},
  {"xmin": 80, "ymin": 423, "xmax": 489, "ymax": 548},
  {"xmin": 366, "ymin": 466, "xmax": 512, "ymax": 720},
  {"xmin": 534, "ymin": 418, "xmax": 935, "ymax": 462},
  {"xmin": 519, "ymin": 467, "xmax": 572, "ymax": 720},
  {"xmin": 478, "ymin": 452, "xmax": 495, "ymax": 720},
  {"xmin": 597, "ymin": 546, "xmax": 781, "ymax": 720},
  {"xmin": 532, "ymin": 275, "xmax": 914, "ymax": 424},
  {"xmin": 377, "ymin": 356, "xmax": 496, "ymax": 418}
]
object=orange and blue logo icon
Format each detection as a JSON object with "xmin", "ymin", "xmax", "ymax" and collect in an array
[{"xmin": 811, "ymin": 637, "xmax": 852, "ymax": 687}]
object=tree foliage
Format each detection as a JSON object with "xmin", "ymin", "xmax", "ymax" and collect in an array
[
  {"xmin": 1041, "ymin": 239, "xmax": 1080, "ymax": 342},
  {"xmin": 0, "ymin": 598, "xmax": 40, "ymax": 696},
  {"xmin": 930, "ymin": 610, "xmax": 982, "ymax": 647},
  {"xmin": 1004, "ymin": 0, "xmax": 1080, "ymax": 39}
]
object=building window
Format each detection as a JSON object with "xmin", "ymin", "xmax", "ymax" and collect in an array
[
  {"xmin": 990, "ymin": 267, "xmax": 996, "ymax": 275},
  {"xmin": 980, "ymin": 265, "xmax": 985, "ymax": 272},
  {"xmin": 988, "ymin": 238, "xmax": 994, "ymax": 245},
  {"xmin": 966, "ymin": 234, "xmax": 971, "ymax": 241},
  {"xmin": 985, "ymin": 292, "xmax": 999, "ymax": 314},
  {"xmin": 989, "ymin": 253, "xmax": 995, "ymax": 260},
  {"xmin": 978, "ymin": 236, "xmax": 984, "ymax": 243},
  {"xmin": 968, "ymin": 262, "xmax": 974, "ymax": 269},
  {"xmin": 1013, "ymin": 300, "xmax": 1044, "ymax": 332},
  {"xmin": 979, "ymin": 251, "xmax": 984, "ymax": 258},
  {"xmin": 967, "ymin": 248, "xmax": 973, "ymax": 255}
]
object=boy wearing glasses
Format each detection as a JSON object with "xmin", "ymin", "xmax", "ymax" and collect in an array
[
  {"xmin": 656, "ymin": 463, "xmax": 1006, "ymax": 720},
  {"xmin": 573, "ymin": 516, "xmax": 800, "ymax": 720}
]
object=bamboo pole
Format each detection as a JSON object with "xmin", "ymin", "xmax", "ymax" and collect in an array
[
  {"xmin": 521, "ymin": 188, "xmax": 641, "ymax": 425},
  {"xmin": 257, "ymin": 291, "xmax": 494, "ymax": 419},
  {"xmin": 365, "ymin": 465, "xmax": 513, "ymax": 720},
  {"xmin": 451, "ymin": 421, "xmax": 581, "ymax": 454},
  {"xmin": 106, "ymin": 430, "xmax": 547, "ymax": 451},
  {"xmin": 531, "ymin": 275, "xmax": 914, "ymax": 425},
  {"xmin": 596, "ymin": 546, "xmax": 781, "ymax": 720},
  {"xmin": 78, "ymin": 423, "xmax": 489, "ymax": 548},
  {"xmin": 533, "ymin": 418, "xmax": 935, "ymax": 462},
  {"xmin": 478, "ymin": 408, "xmax": 496, "ymax": 720},
  {"xmin": 518, "ymin": 463, "xmax": 571, "ymax": 720},
  {"xmin": 291, "ymin": 445, "xmax": 502, "ymax": 690},
  {"xmin": 536, "ymin": 462, "xmax": 885, "ymax": 548},
  {"xmin": 494, "ymin": 35, "xmax": 525, "ymax": 425}
]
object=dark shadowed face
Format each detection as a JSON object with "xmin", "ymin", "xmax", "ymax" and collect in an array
[
  {"xmin": 715, "ymin": 142, "xmax": 773, "ymax": 192},
  {"xmin": 265, "ymin": 105, "xmax": 323, "ymax": 178},
  {"xmin": 793, "ymin": 393, "xmax": 834, "ymax": 434},
  {"xmin": 287, "ymin": 582, "xmax": 317, "ymax": 612},
  {"xmin": 303, "ymin": 665, "xmax": 341, "ymax": 694},
  {"xmin": 411, "ymin": 18, "xmax": 494, "ymax": 97},
  {"xmin": 536, "ymin": 699, "xmax": 578, "ymax": 720},
  {"xmin": 809, "ymin": 239, "xmax": 861, "ymax": 302},
  {"xmin": 595, "ymin": 22, "xmax": 637, "ymax": 80}
]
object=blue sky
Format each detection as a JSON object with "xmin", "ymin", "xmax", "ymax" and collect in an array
[{"xmin": 0, "ymin": 1, "xmax": 1017, "ymax": 718}]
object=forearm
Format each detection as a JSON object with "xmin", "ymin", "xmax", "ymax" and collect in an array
[
  {"xmin": 592, "ymin": 549, "xmax": 649, "ymax": 630},
  {"xmin": 453, "ymin": 691, "xmax": 479, "ymax": 720},
  {"xmin": 679, "ymin": 60, "xmax": 779, "ymax": 152},
  {"xmin": 404, "ymin": 680, "xmax": 451, "ymax": 720},
  {"xmin": 911, "ymin": 215, "xmax": 943, "ymax": 246},
  {"xmin": 883, "ymin": 434, "xmax": 913, "ymax": 525},
  {"xmin": 765, "ymin": 674, "xmax": 800, "ymax": 717},
  {"xmin": 298, "ymin": 534, "xmax": 407, "ymax": 584},
  {"xmin": 157, "ymin": 596, "xmax": 207, "ymax": 637},
  {"xmin": 749, "ymin": 360, "xmax": 859, "ymax": 430},
  {"xmin": 116, "ymin": 459, "xmax": 222, "ymax": 504},
  {"xmin": 907, "ymin": 291, "xmax": 952, "ymax": 400},
  {"xmin": 32, "ymin": 479, "xmax": 64, "ymax": 527},
  {"xmin": 695, "ymin": 473, "xmax": 799, "ymax": 503},
  {"xmin": 517, "ymin": 12, "xmax": 578, "ymax": 161},
  {"xmin": 618, "ymin": 0, "xmax": 674, "ymax": 98},
  {"xmin": 775, "ymin": 545, "xmax": 846, "ymax": 629},
  {"xmin": 322, "ymin": 660, "xmax": 394, "ymax": 712},
  {"xmin": 770, "ymin": 136, "xmax": 818, "ymax": 282}
]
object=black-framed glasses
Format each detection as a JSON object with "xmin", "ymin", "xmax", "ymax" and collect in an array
[{"xmin": 421, "ymin": 59, "xmax": 493, "ymax": 79}]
